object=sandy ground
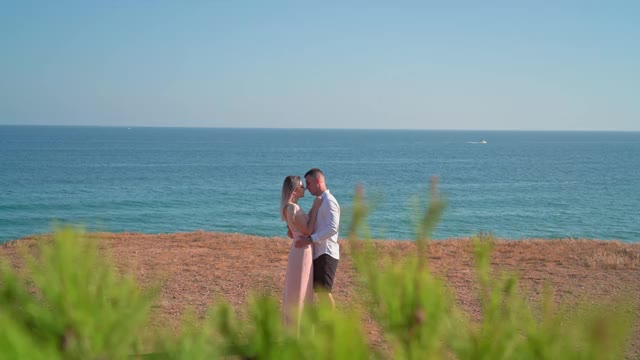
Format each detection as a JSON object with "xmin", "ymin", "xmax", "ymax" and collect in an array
[{"xmin": 2, "ymin": 232, "xmax": 639, "ymax": 358}]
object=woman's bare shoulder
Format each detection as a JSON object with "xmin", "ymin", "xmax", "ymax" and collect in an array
[
  {"xmin": 285, "ymin": 203, "xmax": 301, "ymax": 217},
  {"xmin": 286, "ymin": 203, "xmax": 300, "ymax": 211}
]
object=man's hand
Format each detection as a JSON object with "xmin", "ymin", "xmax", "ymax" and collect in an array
[{"xmin": 294, "ymin": 239, "xmax": 310, "ymax": 248}]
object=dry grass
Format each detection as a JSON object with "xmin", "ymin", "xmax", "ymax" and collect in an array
[{"xmin": 2, "ymin": 232, "xmax": 639, "ymax": 358}]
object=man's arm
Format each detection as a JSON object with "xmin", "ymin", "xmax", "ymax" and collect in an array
[{"xmin": 310, "ymin": 198, "xmax": 340, "ymax": 242}]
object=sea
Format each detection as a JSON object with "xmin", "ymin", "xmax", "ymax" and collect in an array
[{"xmin": 1, "ymin": 125, "xmax": 639, "ymax": 244}]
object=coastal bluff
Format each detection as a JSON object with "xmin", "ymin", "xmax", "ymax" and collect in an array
[{"xmin": 2, "ymin": 232, "xmax": 639, "ymax": 357}]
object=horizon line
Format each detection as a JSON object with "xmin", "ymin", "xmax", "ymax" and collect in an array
[{"xmin": 1, "ymin": 123, "xmax": 639, "ymax": 133}]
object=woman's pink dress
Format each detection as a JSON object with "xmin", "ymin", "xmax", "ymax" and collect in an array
[{"xmin": 282, "ymin": 203, "xmax": 314, "ymax": 330}]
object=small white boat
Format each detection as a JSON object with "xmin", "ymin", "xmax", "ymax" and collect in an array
[{"xmin": 480, "ymin": 139, "xmax": 487, "ymax": 144}]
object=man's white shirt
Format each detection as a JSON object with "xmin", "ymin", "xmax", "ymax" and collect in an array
[{"xmin": 310, "ymin": 190, "xmax": 340, "ymax": 260}]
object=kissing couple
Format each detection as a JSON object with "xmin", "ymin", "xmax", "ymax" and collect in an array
[{"xmin": 279, "ymin": 168, "xmax": 340, "ymax": 331}]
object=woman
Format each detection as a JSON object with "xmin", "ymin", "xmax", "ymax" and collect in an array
[{"xmin": 280, "ymin": 175, "xmax": 322, "ymax": 331}]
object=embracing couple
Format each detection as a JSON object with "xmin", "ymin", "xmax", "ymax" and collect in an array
[{"xmin": 279, "ymin": 168, "xmax": 340, "ymax": 329}]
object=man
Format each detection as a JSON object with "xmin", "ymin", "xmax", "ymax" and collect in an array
[{"xmin": 295, "ymin": 168, "xmax": 340, "ymax": 309}]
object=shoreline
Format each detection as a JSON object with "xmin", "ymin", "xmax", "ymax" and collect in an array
[
  {"xmin": 2, "ymin": 230, "xmax": 638, "ymax": 246},
  {"xmin": 2, "ymin": 231, "xmax": 639, "ymax": 357}
]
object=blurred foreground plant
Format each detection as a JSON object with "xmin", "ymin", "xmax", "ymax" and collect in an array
[
  {"xmin": 0, "ymin": 226, "xmax": 156, "ymax": 359},
  {"xmin": 348, "ymin": 179, "xmax": 634, "ymax": 359}
]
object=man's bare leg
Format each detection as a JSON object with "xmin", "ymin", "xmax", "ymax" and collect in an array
[
  {"xmin": 327, "ymin": 293, "xmax": 335, "ymax": 310},
  {"xmin": 317, "ymin": 291, "xmax": 335, "ymax": 310}
]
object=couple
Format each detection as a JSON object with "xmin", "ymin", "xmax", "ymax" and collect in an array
[{"xmin": 280, "ymin": 168, "xmax": 340, "ymax": 329}]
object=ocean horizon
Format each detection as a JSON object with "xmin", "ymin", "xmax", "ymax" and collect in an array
[{"xmin": 1, "ymin": 125, "xmax": 639, "ymax": 243}]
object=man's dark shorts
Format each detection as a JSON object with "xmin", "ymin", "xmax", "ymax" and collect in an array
[{"xmin": 313, "ymin": 254, "xmax": 339, "ymax": 292}]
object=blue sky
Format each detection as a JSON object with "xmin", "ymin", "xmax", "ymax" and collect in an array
[{"xmin": 1, "ymin": 2, "xmax": 638, "ymax": 130}]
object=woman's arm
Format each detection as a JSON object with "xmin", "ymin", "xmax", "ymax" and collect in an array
[
  {"xmin": 290, "ymin": 198, "xmax": 322, "ymax": 236},
  {"xmin": 290, "ymin": 204, "xmax": 311, "ymax": 236},
  {"xmin": 306, "ymin": 196, "xmax": 323, "ymax": 236},
  {"xmin": 292, "ymin": 197, "xmax": 324, "ymax": 248}
]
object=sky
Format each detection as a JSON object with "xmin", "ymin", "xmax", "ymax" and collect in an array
[{"xmin": 1, "ymin": 2, "xmax": 639, "ymax": 131}]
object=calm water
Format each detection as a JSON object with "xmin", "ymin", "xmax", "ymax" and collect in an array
[{"xmin": 1, "ymin": 126, "xmax": 639, "ymax": 243}]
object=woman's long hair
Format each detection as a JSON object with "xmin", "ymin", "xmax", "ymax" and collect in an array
[{"xmin": 280, "ymin": 175, "xmax": 302, "ymax": 221}]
